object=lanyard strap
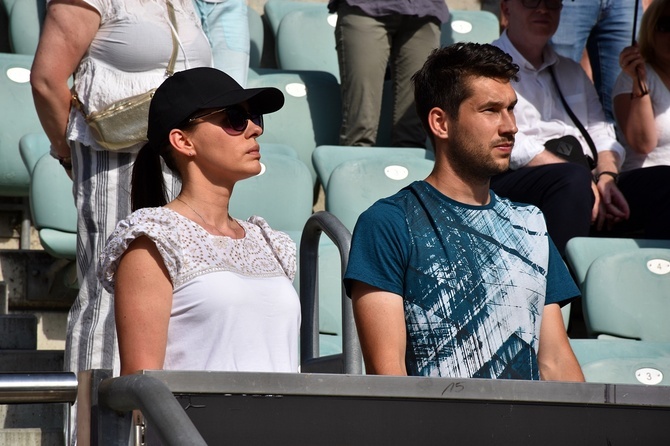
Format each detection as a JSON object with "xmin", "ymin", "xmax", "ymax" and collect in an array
[{"xmin": 548, "ymin": 66, "xmax": 599, "ymax": 166}]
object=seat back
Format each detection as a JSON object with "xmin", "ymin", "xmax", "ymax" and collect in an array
[
  {"xmin": 326, "ymin": 156, "xmax": 434, "ymax": 231},
  {"xmin": 248, "ymin": 5, "xmax": 264, "ymax": 69},
  {"xmin": 565, "ymin": 237, "xmax": 670, "ymax": 288},
  {"xmin": 566, "ymin": 237, "xmax": 670, "ymax": 341},
  {"xmin": 1, "ymin": 0, "xmax": 46, "ymax": 54},
  {"xmin": 248, "ymin": 70, "xmax": 342, "ymax": 185},
  {"xmin": 312, "ymin": 144, "xmax": 434, "ymax": 191},
  {"xmin": 0, "ymin": 52, "xmax": 44, "ymax": 197},
  {"xmin": 229, "ymin": 152, "xmax": 313, "ymax": 232},
  {"xmin": 582, "ymin": 248, "xmax": 670, "ymax": 341},
  {"xmin": 570, "ymin": 338, "xmax": 670, "ymax": 386},
  {"xmin": 21, "ymin": 133, "xmax": 77, "ymax": 259},
  {"xmin": 264, "ymin": 0, "xmax": 326, "ymax": 38},
  {"xmin": 441, "ymin": 10, "xmax": 500, "ymax": 46},
  {"xmin": 275, "ymin": 9, "xmax": 339, "ymax": 81}
]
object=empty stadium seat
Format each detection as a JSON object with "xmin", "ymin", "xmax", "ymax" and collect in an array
[
  {"xmin": 263, "ymin": 0, "xmax": 326, "ymax": 38},
  {"xmin": 248, "ymin": 5, "xmax": 264, "ymax": 69},
  {"xmin": 19, "ymin": 133, "xmax": 77, "ymax": 261},
  {"xmin": 570, "ymin": 338, "xmax": 670, "ymax": 386},
  {"xmin": 326, "ymin": 156, "xmax": 434, "ymax": 231},
  {"xmin": 248, "ymin": 69, "xmax": 342, "ymax": 185},
  {"xmin": 566, "ymin": 237, "xmax": 670, "ymax": 341},
  {"xmin": 441, "ymin": 10, "xmax": 500, "ymax": 47},
  {"xmin": 0, "ymin": 52, "xmax": 46, "ymax": 247},
  {"xmin": 275, "ymin": 8, "xmax": 340, "ymax": 81},
  {"xmin": 1, "ymin": 0, "xmax": 45, "ymax": 54},
  {"xmin": 229, "ymin": 152, "xmax": 312, "ymax": 232},
  {"xmin": 312, "ymin": 145, "xmax": 434, "ymax": 191}
]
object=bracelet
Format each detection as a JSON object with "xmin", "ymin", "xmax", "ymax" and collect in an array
[
  {"xmin": 50, "ymin": 145, "xmax": 73, "ymax": 170},
  {"xmin": 595, "ymin": 171, "xmax": 619, "ymax": 184},
  {"xmin": 631, "ymin": 90, "xmax": 649, "ymax": 99}
]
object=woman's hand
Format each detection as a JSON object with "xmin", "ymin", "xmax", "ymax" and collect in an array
[{"xmin": 619, "ymin": 45, "xmax": 647, "ymax": 84}]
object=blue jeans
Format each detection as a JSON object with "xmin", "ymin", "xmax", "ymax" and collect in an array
[
  {"xmin": 551, "ymin": 0, "xmax": 642, "ymax": 123},
  {"xmin": 193, "ymin": 0, "xmax": 250, "ymax": 87}
]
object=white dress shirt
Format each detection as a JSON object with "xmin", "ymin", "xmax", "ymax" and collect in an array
[{"xmin": 493, "ymin": 31, "xmax": 625, "ymax": 170}]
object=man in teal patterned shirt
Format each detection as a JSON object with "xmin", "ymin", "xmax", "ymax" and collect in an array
[{"xmin": 344, "ymin": 43, "xmax": 584, "ymax": 381}]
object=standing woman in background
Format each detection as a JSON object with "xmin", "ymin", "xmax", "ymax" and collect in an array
[
  {"xmin": 30, "ymin": 0, "xmax": 212, "ymax": 390},
  {"xmin": 613, "ymin": 0, "xmax": 670, "ymax": 171}
]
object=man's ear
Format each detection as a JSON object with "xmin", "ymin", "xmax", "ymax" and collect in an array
[
  {"xmin": 500, "ymin": 0, "xmax": 510, "ymax": 21},
  {"xmin": 427, "ymin": 107, "xmax": 449, "ymax": 142},
  {"xmin": 168, "ymin": 129, "xmax": 195, "ymax": 157}
]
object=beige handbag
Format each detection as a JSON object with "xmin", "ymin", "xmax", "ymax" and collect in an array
[{"xmin": 74, "ymin": 0, "xmax": 179, "ymax": 151}]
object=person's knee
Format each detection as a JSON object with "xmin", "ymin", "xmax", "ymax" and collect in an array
[{"xmin": 545, "ymin": 164, "xmax": 593, "ymax": 206}]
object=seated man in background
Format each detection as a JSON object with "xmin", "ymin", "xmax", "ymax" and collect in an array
[
  {"xmin": 491, "ymin": 0, "xmax": 670, "ymax": 255},
  {"xmin": 345, "ymin": 43, "xmax": 584, "ymax": 382}
]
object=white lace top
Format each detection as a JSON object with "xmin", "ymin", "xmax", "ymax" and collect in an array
[
  {"xmin": 61, "ymin": 0, "xmax": 213, "ymax": 151},
  {"xmin": 99, "ymin": 207, "xmax": 301, "ymax": 372}
]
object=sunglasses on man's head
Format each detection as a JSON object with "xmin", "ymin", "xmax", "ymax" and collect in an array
[
  {"xmin": 656, "ymin": 17, "xmax": 670, "ymax": 33},
  {"xmin": 520, "ymin": 0, "xmax": 563, "ymax": 10},
  {"xmin": 188, "ymin": 107, "xmax": 263, "ymax": 136}
]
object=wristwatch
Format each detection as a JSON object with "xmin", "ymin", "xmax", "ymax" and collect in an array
[{"xmin": 595, "ymin": 171, "xmax": 619, "ymax": 184}]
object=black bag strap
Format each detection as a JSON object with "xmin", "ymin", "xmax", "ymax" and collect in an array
[{"xmin": 548, "ymin": 66, "xmax": 598, "ymax": 166}]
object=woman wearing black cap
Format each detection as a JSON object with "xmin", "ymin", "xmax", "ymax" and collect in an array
[{"xmin": 98, "ymin": 67, "xmax": 300, "ymax": 375}]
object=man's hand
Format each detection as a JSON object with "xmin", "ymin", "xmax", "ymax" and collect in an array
[{"xmin": 594, "ymin": 175, "xmax": 630, "ymax": 230}]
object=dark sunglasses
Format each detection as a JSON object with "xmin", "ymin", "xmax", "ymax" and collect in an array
[
  {"xmin": 188, "ymin": 107, "xmax": 263, "ymax": 136},
  {"xmin": 656, "ymin": 17, "xmax": 670, "ymax": 33},
  {"xmin": 520, "ymin": 0, "xmax": 563, "ymax": 10}
]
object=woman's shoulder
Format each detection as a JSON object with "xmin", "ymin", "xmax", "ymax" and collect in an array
[
  {"xmin": 242, "ymin": 216, "xmax": 297, "ymax": 281},
  {"xmin": 98, "ymin": 207, "xmax": 187, "ymax": 292}
]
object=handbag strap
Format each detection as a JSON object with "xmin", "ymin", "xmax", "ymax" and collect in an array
[
  {"xmin": 165, "ymin": 0, "xmax": 179, "ymax": 77},
  {"xmin": 548, "ymin": 66, "xmax": 598, "ymax": 166},
  {"xmin": 72, "ymin": 1, "xmax": 180, "ymax": 115}
]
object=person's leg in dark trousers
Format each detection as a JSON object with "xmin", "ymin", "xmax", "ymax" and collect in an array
[
  {"xmin": 608, "ymin": 165, "xmax": 670, "ymax": 239},
  {"xmin": 490, "ymin": 163, "xmax": 595, "ymax": 254}
]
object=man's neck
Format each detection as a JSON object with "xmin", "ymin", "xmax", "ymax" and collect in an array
[
  {"xmin": 506, "ymin": 29, "xmax": 547, "ymax": 69},
  {"xmin": 425, "ymin": 169, "xmax": 492, "ymax": 206}
]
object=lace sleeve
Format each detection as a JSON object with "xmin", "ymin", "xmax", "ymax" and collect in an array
[
  {"xmin": 248, "ymin": 215, "xmax": 297, "ymax": 282},
  {"xmin": 98, "ymin": 208, "xmax": 182, "ymax": 293}
]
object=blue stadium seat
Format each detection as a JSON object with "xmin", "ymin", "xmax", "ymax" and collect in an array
[
  {"xmin": 0, "ymin": 52, "xmax": 45, "ymax": 247},
  {"xmin": 275, "ymin": 8, "xmax": 339, "ymax": 82},
  {"xmin": 263, "ymin": 0, "xmax": 326, "ymax": 38},
  {"xmin": 0, "ymin": 0, "xmax": 46, "ymax": 54},
  {"xmin": 312, "ymin": 145, "xmax": 434, "ymax": 192},
  {"xmin": 441, "ymin": 10, "xmax": 500, "ymax": 46},
  {"xmin": 325, "ymin": 156, "xmax": 434, "ymax": 231},
  {"xmin": 229, "ymin": 152, "xmax": 312, "ymax": 232},
  {"xmin": 248, "ymin": 5, "xmax": 264, "ymax": 69},
  {"xmin": 565, "ymin": 237, "xmax": 670, "ymax": 341},
  {"xmin": 570, "ymin": 338, "xmax": 670, "ymax": 386},
  {"xmin": 19, "ymin": 133, "xmax": 77, "ymax": 261},
  {"xmin": 248, "ymin": 69, "xmax": 342, "ymax": 185}
]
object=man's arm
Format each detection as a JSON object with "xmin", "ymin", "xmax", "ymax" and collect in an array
[
  {"xmin": 537, "ymin": 303, "xmax": 585, "ymax": 382},
  {"xmin": 351, "ymin": 280, "xmax": 407, "ymax": 376}
]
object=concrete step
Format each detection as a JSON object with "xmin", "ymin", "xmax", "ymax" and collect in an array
[
  {"xmin": 0, "ymin": 428, "xmax": 64, "ymax": 446},
  {"xmin": 0, "ymin": 350, "xmax": 63, "ymax": 372},
  {"xmin": 0, "ymin": 314, "xmax": 37, "ymax": 349},
  {"xmin": 0, "ymin": 403, "xmax": 65, "ymax": 429}
]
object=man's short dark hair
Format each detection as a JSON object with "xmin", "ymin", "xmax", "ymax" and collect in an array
[{"xmin": 412, "ymin": 43, "xmax": 519, "ymax": 140}]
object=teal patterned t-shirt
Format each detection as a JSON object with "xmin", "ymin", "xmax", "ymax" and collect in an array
[{"xmin": 344, "ymin": 181, "xmax": 579, "ymax": 379}]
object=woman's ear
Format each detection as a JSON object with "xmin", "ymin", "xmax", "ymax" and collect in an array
[
  {"xmin": 168, "ymin": 129, "xmax": 195, "ymax": 157},
  {"xmin": 427, "ymin": 107, "xmax": 449, "ymax": 142}
]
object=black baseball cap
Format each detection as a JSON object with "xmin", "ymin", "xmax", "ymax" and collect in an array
[{"xmin": 147, "ymin": 67, "xmax": 285, "ymax": 145}]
